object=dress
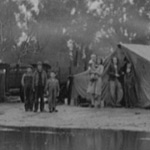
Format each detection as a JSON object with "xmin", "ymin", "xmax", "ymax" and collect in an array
[
  {"xmin": 87, "ymin": 60, "xmax": 97, "ymax": 95},
  {"xmin": 87, "ymin": 64, "xmax": 104, "ymax": 96},
  {"xmin": 94, "ymin": 65, "xmax": 104, "ymax": 96}
]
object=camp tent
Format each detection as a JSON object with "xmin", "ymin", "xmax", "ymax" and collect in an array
[{"xmin": 71, "ymin": 43, "xmax": 150, "ymax": 108}]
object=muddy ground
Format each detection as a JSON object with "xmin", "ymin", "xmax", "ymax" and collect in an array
[{"xmin": 0, "ymin": 103, "xmax": 150, "ymax": 131}]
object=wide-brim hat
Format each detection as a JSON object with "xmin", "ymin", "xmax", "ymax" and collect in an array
[{"xmin": 37, "ymin": 61, "xmax": 43, "ymax": 66}]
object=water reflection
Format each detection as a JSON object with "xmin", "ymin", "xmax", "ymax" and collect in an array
[{"xmin": 0, "ymin": 127, "xmax": 150, "ymax": 150}]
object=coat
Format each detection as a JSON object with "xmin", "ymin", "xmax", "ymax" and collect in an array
[
  {"xmin": 46, "ymin": 78, "xmax": 60, "ymax": 98},
  {"xmin": 34, "ymin": 70, "xmax": 47, "ymax": 87}
]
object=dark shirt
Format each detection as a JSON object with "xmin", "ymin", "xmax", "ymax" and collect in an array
[
  {"xmin": 38, "ymin": 72, "xmax": 42, "ymax": 86},
  {"xmin": 109, "ymin": 64, "xmax": 120, "ymax": 81}
]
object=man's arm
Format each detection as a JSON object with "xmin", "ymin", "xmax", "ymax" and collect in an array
[
  {"xmin": 44, "ymin": 71, "xmax": 47, "ymax": 88},
  {"xmin": 21, "ymin": 74, "xmax": 25, "ymax": 87},
  {"xmin": 57, "ymin": 80, "xmax": 60, "ymax": 96}
]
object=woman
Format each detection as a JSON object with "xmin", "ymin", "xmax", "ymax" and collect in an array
[
  {"xmin": 109, "ymin": 57, "xmax": 123, "ymax": 107},
  {"xmin": 124, "ymin": 63, "xmax": 137, "ymax": 108},
  {"xmin": 87, "ymin": 54, "xmax": 97, "ymax": 107},
  {"xmin": 94, "ymin": 58, "xmax": 104, "ymax": 107},
  {"xmin": 87, "ymin": 55, "xmax": 104, "ymax": 107}
]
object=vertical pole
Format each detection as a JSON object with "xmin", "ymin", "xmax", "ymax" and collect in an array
[{"xmin": 0, "ymin": 21, "xmax": 3, "ymax": 44}]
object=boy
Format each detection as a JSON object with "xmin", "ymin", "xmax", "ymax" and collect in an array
[
  {"xmin": 46, "ymin": 71, "xmax": 60, "ymax": 113},
  {"xmin": 21, "ymin": 66, "xmax": 34, "ymax": 111}
]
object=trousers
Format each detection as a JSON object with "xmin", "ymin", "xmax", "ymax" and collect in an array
[
  {"xmin": 24, "ymin": 86, "xmax": 33, "ymax": 111},
  {"xmin": 34, "ymin": 86, "xmax": 45, "ymax": 111}
]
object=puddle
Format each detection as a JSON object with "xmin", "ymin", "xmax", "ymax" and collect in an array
[{"xmin": 0, "ymin": 126, "xmax": 150, "ymax": 150}]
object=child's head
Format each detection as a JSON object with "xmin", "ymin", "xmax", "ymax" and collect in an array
[
  {"xmin": 27, "ymin": 67, "xmax": 32, "ymax": 74},
  {"xmin": 50, "ymin": 71, "xmax": 56, "ymax": 78},
  {"xmin": 97, "ymin": 57, "xmax": 103, "ymax": 65},
  {"xmin": 91, "ymin": 54, "xmax": 96, "ymax": 62}
]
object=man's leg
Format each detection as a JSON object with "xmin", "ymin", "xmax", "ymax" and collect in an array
[
  {"xmin": 24, "ymin": 88, "xmax": 28, "ymax": 111},
  {"xmin": 34, "ymin": 87, "xmax": 39, "ymax": 112},
  {"xmin": 40, "ymin": 87, "xmax": 44, "ymax": 112},
  {"xmin": 116, "ymin": 80, "xmax": 123, "ymax": 106},
  {"xmin": 29, "ymin": 88, "xmax": 33, "ymax": 111},
  {"xmin": 110, "ymin": 81, "xmax": 116, "ymax": 105}
]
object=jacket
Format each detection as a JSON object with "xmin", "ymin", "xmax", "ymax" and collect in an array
[{"xmin": 34, "ymin": 70, "xmax": 47, "ymax": 87}]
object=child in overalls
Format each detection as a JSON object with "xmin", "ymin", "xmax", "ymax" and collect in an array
[
  {"xmin": 46, "ymin": 71, "xmax": 60, "ymax": 113},
  {"xmin": 21, "ymin": 66, "xmax": 34, "ymax": 111}
]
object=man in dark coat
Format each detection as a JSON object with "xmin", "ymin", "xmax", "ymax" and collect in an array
[
  {"xmin": 108, "ymin": 57, "xmax": 123, "ymax": 107},
  {"xmin": 34, "ymin": 62, "xmax": 47, "ymax": 112}
]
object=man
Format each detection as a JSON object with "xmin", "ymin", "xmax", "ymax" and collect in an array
[
  {"xmin": 34, "ymin": 61, "xmax": 47, "ymax": 112},
  {"xmin": 108, "ymin": 57, "xmax": 123, "ymax": 107}
]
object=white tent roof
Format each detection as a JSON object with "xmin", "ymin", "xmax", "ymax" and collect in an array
[{"xmin": 120, "ymin": 43, "xmax": 150, "ymax": 62}]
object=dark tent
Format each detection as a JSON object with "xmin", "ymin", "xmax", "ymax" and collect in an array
[{"xmin": 71, "ymin": 43, "xmax": 150, "ymax": 108}]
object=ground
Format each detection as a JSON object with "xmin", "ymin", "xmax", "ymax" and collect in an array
[{"xmin": 0, "ymin": 103, "xmax": 150, "ymax": 131}]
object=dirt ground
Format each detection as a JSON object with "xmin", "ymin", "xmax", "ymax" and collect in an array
[{"xmin": 0, "ymin": 103, "xmax": 150, "ymax": 131}]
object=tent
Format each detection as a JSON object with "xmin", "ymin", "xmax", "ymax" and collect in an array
[{"xmin": 71, "ymin": 43, "xmax": 150, "ymax": 108}]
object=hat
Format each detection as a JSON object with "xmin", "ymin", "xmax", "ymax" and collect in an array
[
  {"xmin": 27, "ymin": 65, "xmax": 33, "ymax": 69},
  {"xmin": 37, "ymin": 61, "xmax": 43, "ymax": 66}
]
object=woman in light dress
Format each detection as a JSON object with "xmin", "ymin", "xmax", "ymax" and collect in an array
[{"xmin": 87, "ymin": 54, "xmax": 104, "ymax": 108}]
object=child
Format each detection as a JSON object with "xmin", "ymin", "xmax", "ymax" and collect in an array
[
  {"xmin": 21, "ymin": 66, "xmax": 34, "ymax": 111},
  {"xmin": 46, "ymin": 71, "xmax": 60, "ymax": 113}
]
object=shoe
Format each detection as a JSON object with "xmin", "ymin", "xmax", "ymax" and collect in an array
[
  {"xmin": 34, "ymin": 110, "xmax": 37, "ymax": 112},
  {"xmin": 54, "ymin": 109, "xmax": 58, "ymax": 112},
  {"xmin": 91, "ymin": 105, "xmax": 94, "ymax": 108},
  {"xmin": 49, "ymin": 110, "xmax": 53, "ymax": 113}
]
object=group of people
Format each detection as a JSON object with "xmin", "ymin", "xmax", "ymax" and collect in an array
[
  {"xmin": 22, "ymin": 54, "xmax": 137, "ymax": 112},
  {"xmin": 109, "ymin": 56, "xmax": 137, "ymax": 108},
  {"xmin": 21, "ymin": 62, "xmax": 60, "ymax": 113},
  {"xmin": 87, "ymin": 54, "xmax": 138, "ymax": 108}
]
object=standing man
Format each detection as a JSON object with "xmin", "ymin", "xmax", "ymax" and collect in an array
[
  {"xmin": 108, "ymin": 57, "xmax": 123, "ymax": 107},
  {"xmin": 34, "ymin": 62, "xmax": 47, "ymax": 112}
]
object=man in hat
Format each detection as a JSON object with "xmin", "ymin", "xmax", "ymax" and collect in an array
[
  {"xmin": 21, "ymin": 66, "xmax": 34, "ymax": 111},
  {"xmin": 33, "ymin": 61, "xmax": 47, "ymax": 112}
]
